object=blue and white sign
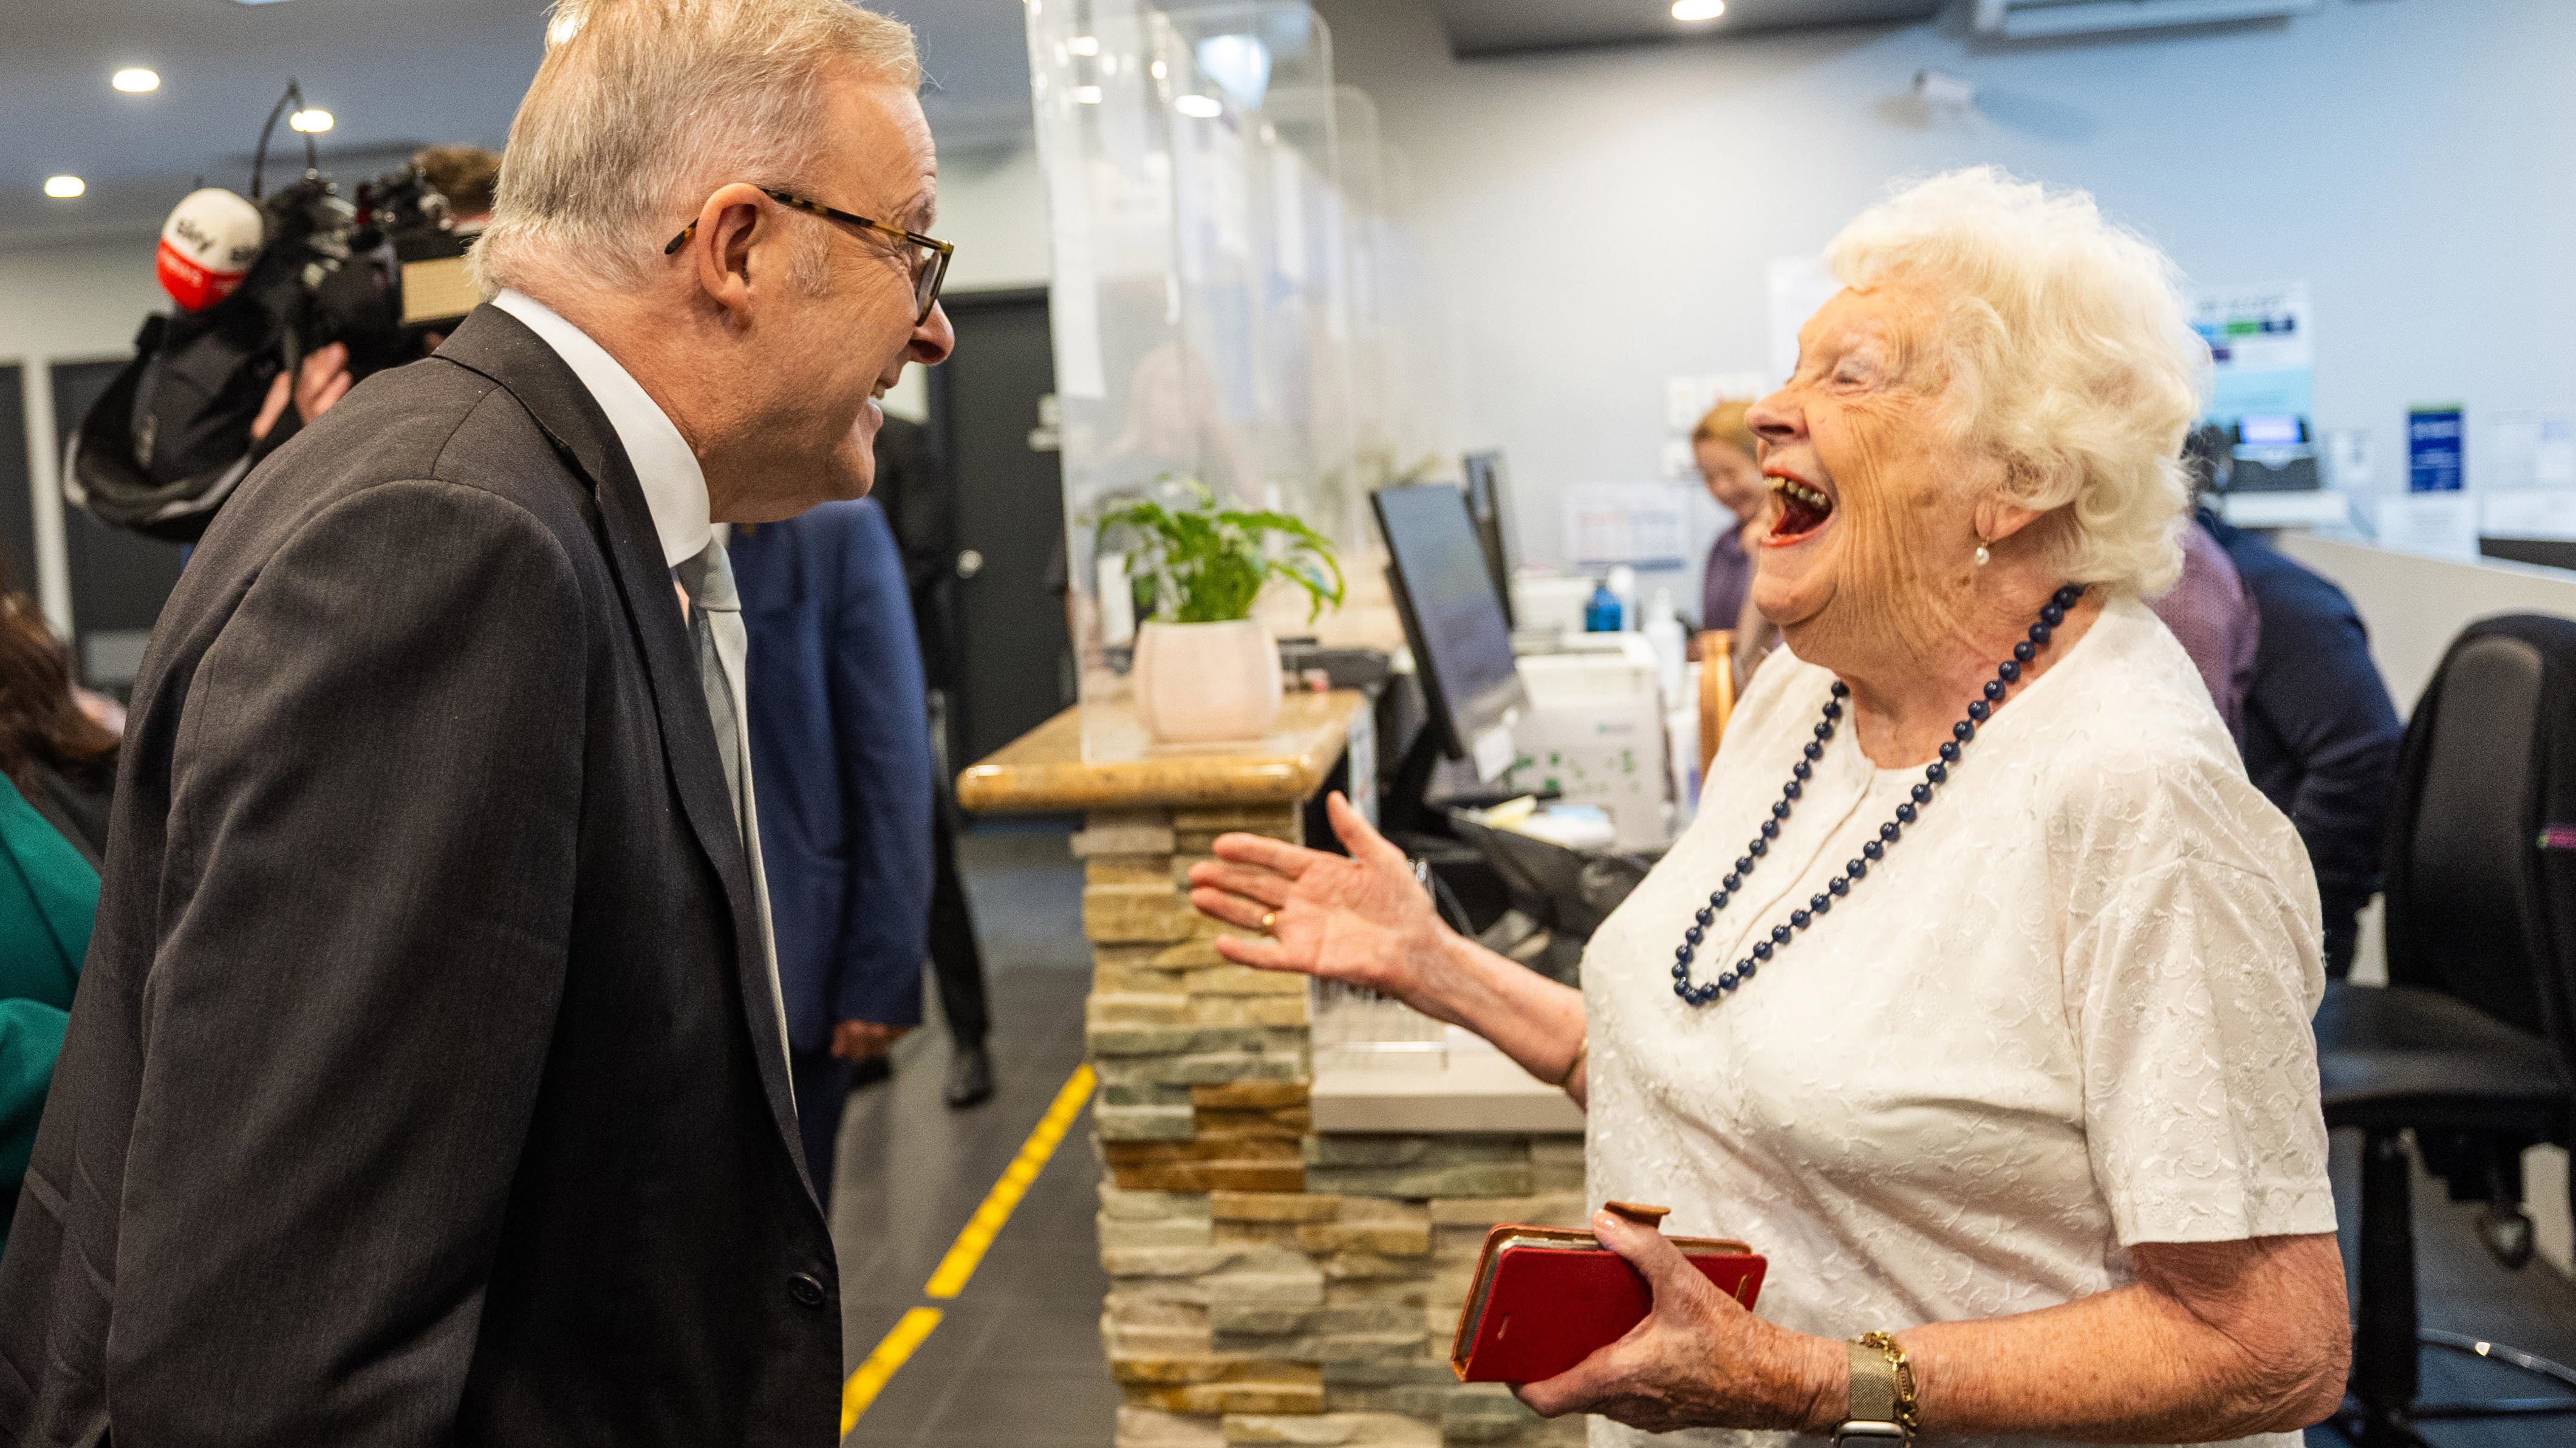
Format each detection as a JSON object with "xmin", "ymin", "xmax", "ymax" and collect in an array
[{"xmin": 2408, "ymin": 406, "xmax": 2465, "ymax": 493}]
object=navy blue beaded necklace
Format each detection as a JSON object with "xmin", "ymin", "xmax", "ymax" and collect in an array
[{"xmin": 1672, "ymin": 582, "xmax": 2088, "ymax": 1006}]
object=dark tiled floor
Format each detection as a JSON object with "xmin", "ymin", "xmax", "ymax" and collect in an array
[
  {"xmin": 838, "ymin": 823, "xmax": 2576, "ymax": 1447},
  {"xmin": 2309, "ymin": 1138, "xmax": 2576, "ymax": 1448},
  {"xmin": 832, "ymin": 824, "xmax": 1119, "ymax": 1448}
]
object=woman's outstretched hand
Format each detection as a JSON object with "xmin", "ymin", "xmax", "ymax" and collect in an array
[
  {"xmin": 1185, "ymin": 791, "xmax": 1454, "ymax": 1013},
  {"xmin": 1514, "ymin": 1209, "xmax": 1840, "ymax": 1434}
]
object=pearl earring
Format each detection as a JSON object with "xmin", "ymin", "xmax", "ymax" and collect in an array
[{"xmin": 1974, "ymin": 541, "xmax": 1991, "ymax": 567}]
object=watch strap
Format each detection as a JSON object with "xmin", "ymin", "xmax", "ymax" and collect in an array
[{"xmin": 1846, "ymin": 1339, "xmax": 1902, "ymax": 1424}]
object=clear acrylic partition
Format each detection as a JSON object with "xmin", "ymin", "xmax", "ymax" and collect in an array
[
  {"xmin": 1027, "ymin": 0, "xmax": 1447, "ymax": 1062},
  {"xmin": 1310, "ymin": 979, "xmax": 1449, "ymax": 1074},
  {"xmin": 1303, "ymin": 88, "xmax": 1445, "ymax": 653},
  {"xmin": 1027, "ymin": 0, "xmax": 1356, "ymax": 739}
]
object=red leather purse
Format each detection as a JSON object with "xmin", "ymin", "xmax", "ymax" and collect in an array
[{"xmin": 1449, "ymin": 1201, "xmax": 1766, "ymax": 1384}]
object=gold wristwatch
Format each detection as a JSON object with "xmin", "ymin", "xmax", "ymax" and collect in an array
[{"xmin": 1834, "ymin": 1332, "xmax": 1918, "ymax": 1446}]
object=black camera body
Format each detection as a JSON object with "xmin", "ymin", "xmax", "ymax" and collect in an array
[
  {"xmin": 284, "ymin": 165, "xmax": 481, "ymax": 383},
  {"xmin": 66, "ymin": 83, "xmax": 491, "ymax": 543}
]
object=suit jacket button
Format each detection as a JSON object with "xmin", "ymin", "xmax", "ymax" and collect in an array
[{"xmin": 788, "ymin": 1272, "xmax": 830, "ymax": 1310}]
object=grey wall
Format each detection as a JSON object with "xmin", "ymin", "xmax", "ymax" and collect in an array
[
  {"xmin": 1312, "ymin": 0, "xmax": 2576, "ymax": 572},
  {"xmin": 12, "ymin": 0, "xmax": 2576, "ymax": 596}
]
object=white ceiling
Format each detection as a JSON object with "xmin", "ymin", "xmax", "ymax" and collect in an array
[
  {"xmin": 1429, "ymin": 0, "xmax": 1942, "ymax": 56},
  {"xmin": 2, "ymin": 0, "xmax": 1959, "ymax": 251},
  {"xmin": 0, "ymin": 0, "xmax": 1039, "ymax": 251}
]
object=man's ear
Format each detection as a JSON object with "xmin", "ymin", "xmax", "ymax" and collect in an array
[{"xmin": 686, "ymin": 182, "xmax": 773, "ymax": 321}]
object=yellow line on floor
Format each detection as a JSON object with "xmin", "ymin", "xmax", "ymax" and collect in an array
[
  {"xmin": 840, "ymin": 1305, "xmax": 941, "ymax": 1435},
  {"xmin": 924, "ymin": 1063, "xmax": 1096, "ymax": 1299},
  {"xmin": 838, "ymin": 1062, "xmax": 1099, "ymax": 1436}
]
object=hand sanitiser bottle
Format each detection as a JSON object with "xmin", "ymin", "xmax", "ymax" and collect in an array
[
  {"xmin": 1585, "ymin": 579, "xmax": 1623, "ymax": 633},
  {"xmin": 1605, "ymin": 564, "xmax": 1640, "ymax": 632}
]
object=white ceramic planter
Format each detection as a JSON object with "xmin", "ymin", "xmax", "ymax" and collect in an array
[{"xmin": 1133, "ymin": 618, "xmax": 1283, "ymax": 745}]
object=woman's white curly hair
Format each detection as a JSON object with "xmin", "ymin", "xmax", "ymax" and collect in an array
[{"xmin": 1826, "ymin": 167, "xmax": 2210, "ymax": 595}]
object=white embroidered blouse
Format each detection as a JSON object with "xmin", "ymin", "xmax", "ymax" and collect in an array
[{"xmin": 1581, "ymin": 596, "xmax": 2337, "ymax": 1448}]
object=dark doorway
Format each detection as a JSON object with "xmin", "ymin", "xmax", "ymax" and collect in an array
[
  {"xmin": 928, "ymin": 288, "xmax": 1073, "ymax": 772},
  {"xmin": 0, "ymin": 367, "xmax": 38, "ymax": 597},
  {"xmin": 50, "ymin": 359, "xmax": 190, "ymax": 694}
]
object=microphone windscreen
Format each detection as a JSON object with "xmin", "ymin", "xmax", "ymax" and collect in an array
[{"xmin": 155, "ymin": 188, "xmax": 265, "ymax": 312}]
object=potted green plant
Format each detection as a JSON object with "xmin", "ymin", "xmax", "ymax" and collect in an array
[{"xmin": 1096, "ymin": 482, "xmax": 1344, "ymax": 744}]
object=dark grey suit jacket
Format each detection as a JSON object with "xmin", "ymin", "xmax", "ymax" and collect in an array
[{"xmin": 0, "ymin": 307, "xmax": 841, "ymax": 1445}]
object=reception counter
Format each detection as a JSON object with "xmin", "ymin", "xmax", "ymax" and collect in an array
[{"xmin": 961, "ymin": 694, "xmax": 1588, "ymax": 1448}]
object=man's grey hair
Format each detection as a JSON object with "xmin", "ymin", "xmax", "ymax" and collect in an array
[{"xmin": 470, "ymin": 0, "xmax": 920, "ymax": 300}]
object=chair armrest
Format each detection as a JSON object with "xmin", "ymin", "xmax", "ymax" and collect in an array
[{"xmin": 1696, "ymin": 629, "xmax": 1735, "ymax": 781}]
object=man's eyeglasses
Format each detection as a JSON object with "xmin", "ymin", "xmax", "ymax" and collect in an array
[{"xmin": 664, "ymin": 186, "xmax": 954, "ymax": 324}]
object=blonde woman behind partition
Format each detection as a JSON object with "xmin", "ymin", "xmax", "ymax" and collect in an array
[{"xmin": 1184, "ymin": 168, "xmax": 2347, "ymax": 1447}]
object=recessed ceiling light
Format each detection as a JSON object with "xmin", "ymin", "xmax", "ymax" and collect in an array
[
  {"xmin": 1174, "ymin": 94, "xmax": 1222, "ymax": 119},
  {"xmin": 112, "ymin": 67, "xmax": 160, "ymax": 94},
  {"xmin": 1672, "ymin": 0, "xmax": 1726, "ymax": 19},
  {"xmin": 44, "ymin": 176, "xmax": 86, "ymax": 199},
  {"xmin": 1067, "ymin": 35, "xmax": 1101, "ymax": 56},
  {"xmin": 289, "ymin": 107, "xmax": 333, "ymax": 134},
  {"xmin": 1074, "ymin": 86, "xmax": 1104, "ymax": 104}
]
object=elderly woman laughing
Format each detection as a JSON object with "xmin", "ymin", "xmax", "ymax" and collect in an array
[{"xmin": 1187, "ymin": 168, "xmax": 2348, "ymax": 1447}]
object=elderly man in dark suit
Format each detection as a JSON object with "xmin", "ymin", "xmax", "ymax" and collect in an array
[
  {"xmin": 733, "ymin": 497, "xmax": 934, "ymax": 1205},
  {"xmin": 0, "ymin": 1, "xmax": 954, "ymax": 1442}
]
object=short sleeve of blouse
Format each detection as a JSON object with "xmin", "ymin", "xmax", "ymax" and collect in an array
[{"xmin": 2071, "ymin": 855, "xmax": 2337, "ymax": 1245}]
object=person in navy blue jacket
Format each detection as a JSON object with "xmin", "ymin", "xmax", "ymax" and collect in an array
[
  {"xmin": 2201, "ymin": 510, "xmax": 2403, "ymax": 979},
  {"xmin": 732, "ymin": 499, "xmax": 934, "ymax": 1206}
]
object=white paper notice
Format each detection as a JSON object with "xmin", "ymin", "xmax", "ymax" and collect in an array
[
  {"xmin": 2487, "ymin": 410, "xmax": 2576, "ymax": 488},
  {"xmin": 2376, "ymin": 493, "xmax": 2481, "ymax": 561},
  {"xmin": 2326, "ymin": 429, "xmax": 2374, "ymax": 491},
  {"xmin": 1563, "ymin": 483, "xmax": 1693, "ymax": 569},
  {"xmin": 1767, "ymin": 256, "xmax": 1840, "ymax": 386},
  {"xmin": 2483, "ymin": 489, "xmax": 2576, "ymax": 539}
]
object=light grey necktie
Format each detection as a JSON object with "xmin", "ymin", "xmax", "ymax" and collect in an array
[
  {"xmin": 675, "ymin": 537, "xmax": 790, "ymax": 1072},
  {"xmin": 674, "ymin": 539, "xmax": 748, "ymax": 824}
]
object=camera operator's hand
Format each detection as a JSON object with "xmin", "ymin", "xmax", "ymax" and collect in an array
[{"xmin": 250, "ymin": 343, "xmax": 354, "ymax": 443}]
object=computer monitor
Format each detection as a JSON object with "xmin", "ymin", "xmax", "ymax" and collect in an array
[
  {"xmin": 2235, "ymin": 414, "xmax": 2308, "ymax": 447},
  {"xmin": 1373, "ymin": 483, "xmax": 1527, "ymax": 779},
  {"xmin": 1460, "ymin": 451, "xmax": 1516, "ymax": 629}
]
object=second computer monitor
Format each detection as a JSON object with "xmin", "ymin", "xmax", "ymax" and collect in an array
[
  {"xmin": 1373, "ymin": 482, "xmax": 1526, "ymax": 774},
  {"xmin": 1460, "ymin": 451, "xmax": 1515, "ymax": 629}
]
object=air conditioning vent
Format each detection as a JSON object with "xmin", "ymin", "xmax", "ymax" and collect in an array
[{"xmin": 1971, "ymin": 0, "xmax": 2318, "ymax": 39}]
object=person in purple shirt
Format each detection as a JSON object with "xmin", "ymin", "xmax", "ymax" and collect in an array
[
  {"xmin": 2145, "ymin": 518, "xmax": 2261, "ymax": 736},
  {"xmin": 1693, "ymin": 400, "xmax": 1767, "ymax": 634}
]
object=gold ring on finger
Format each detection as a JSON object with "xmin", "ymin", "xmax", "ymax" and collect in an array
[{"xmin": 1260, "ymin": 911, "xmax": 1278, "ymax": 932}]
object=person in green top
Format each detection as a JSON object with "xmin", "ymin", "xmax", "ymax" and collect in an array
[
  {"xmin": 0, "ymin": 569, "xmax": 121, "ymax": 1251},
  {"xmin": 0, "ymin": 773, "xmax": 97, "ymax": 1251}
]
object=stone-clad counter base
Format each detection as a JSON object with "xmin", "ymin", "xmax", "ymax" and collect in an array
[{"xmin": 1080, "ymin": 804, "xmax": 1589, "ymax": 1448}]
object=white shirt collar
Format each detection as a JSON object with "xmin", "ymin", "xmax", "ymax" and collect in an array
[{"xmin": 492, "ymin": 289, "xmax": 709, "ymax": 569}]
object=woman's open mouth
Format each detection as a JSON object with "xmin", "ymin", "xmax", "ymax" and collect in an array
[{"xmin": 1763, "ymin": 476, "xmax": 1836, "ymax": 546}]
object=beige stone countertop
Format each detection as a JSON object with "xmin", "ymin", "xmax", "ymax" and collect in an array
[
  {"xmin": 956, "ymin": 690, "xmax": 1368, "ymax": 814},
  {"xmin": 1312, "ymin": 1040, "xmax": 1587, "ymax": 1136}
]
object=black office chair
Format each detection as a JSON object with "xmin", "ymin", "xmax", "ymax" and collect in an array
[
  {"xmin": 2317, "ymin": 614, "xmax": 2576, "ymax": 1447},
  {"xmin": 1443, "ymin": 808, "xmax": 1654, "ymax": 986}
]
